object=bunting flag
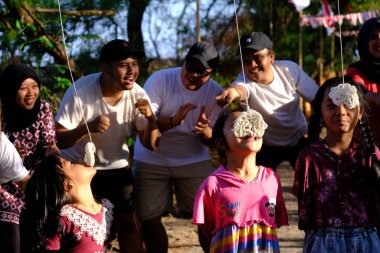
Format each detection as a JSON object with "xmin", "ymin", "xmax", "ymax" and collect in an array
[
  {"xmin": 320, "ymin": 0, "xmax": 335, "ymax": 36},
  {"xmin": 300, "ymin": 9, "xmax": 380, "ymax": 28},
  {"xmin": 289, "ymin": 0, "xmax": 310, "ymax": 12},
  {"xmin": 334, "ymin": 30, "xmax": 359, "ymax": 37}
]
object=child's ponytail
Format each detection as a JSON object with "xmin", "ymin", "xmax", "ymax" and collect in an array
[{"xmin": 358, "ymin": 115, "xmax": 380, "ymax": 181}]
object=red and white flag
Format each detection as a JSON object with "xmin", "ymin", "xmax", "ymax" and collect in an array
[{"xmin": 320, "ymin": 0, "xmax": 335, "ymax": 36}]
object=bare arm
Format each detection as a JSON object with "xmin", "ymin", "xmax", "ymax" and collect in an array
[
  {"xmin": 215, "ymin": 85, "xmax": 247, "ymax": 108},
  {"xmin": 135, "ymin": 99, "xmax": 161, "ymax": 151},
  {"xmin": 55, "ymin": 115, "xmax": 110, "ymax": 149},
  {"xmin": 15, "ymin": 174, "xmax": 30, "ymax": 191},
  {"xmin": 197, "ymin": 225, "xmax": 213, "ymax": 252},
  {"xmin": 193, "ymin": 106, "xmax": 213, "ymax": 146},
  {"xmin": 137, "ymin": 116, "xmax": 161, "ymax": 151},
  {"xmin": 156, "ymin": 103, "xmax": 197, "ymax": 132}
]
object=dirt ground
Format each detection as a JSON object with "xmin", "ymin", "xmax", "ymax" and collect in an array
[{"xmin": 109, "ymin": 162, "xmax": 304, "ymax": 253}]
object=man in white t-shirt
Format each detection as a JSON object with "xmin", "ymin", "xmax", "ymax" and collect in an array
[
  {"xmin": 132, "ymin": 41, "xmax": 223, "ymax": 253},
  {"xmin": 55, "ymin": 39, "xmax": 160, "ymax": 253},
  {"xmin": 216, "ymin": 32, "xmax": 319, "ymax": 170}
]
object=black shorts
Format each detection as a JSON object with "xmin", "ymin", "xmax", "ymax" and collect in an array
[
  {"xmin": 91, "ymin": 166, "xmax": 134, "ymax": 214},
  {"xmin": 257, "ymin": 137, "xmax": 308, "ymax": 170}
]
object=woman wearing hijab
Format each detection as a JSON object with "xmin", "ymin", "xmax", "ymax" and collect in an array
[
  {"xmin": 347, "ymin": 17, "xmax": 380, "ymax": 92},
  {"xmin": 347, "ymin": 17, "xmax": 380, "ymax": 148},
  {"xmin": 0, "ymin": 63, "xmax": 57, "ymax": 253}
]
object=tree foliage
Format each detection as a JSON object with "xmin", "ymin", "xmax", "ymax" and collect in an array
[{"xmin": 0, "ymin": 0, "xmax": 379, "ymax": 109}]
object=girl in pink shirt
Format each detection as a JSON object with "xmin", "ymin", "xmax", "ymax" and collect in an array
[
  {"xmin": 193, "ymin": 108, "xmax": 288, "ymax": 253},
  {"xmin": 20, "ymin": 154, "xmax": 115, "ymax": 253}
]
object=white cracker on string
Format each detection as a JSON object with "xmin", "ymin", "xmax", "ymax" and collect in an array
[
  {"xmin": 233, "ymin": 109, "xmax": 268, "ymax": 138},
  {"xmin": 84, "ymin": 142, "xmax": 96, "ymax": 167},
  {"xmin": 328, "ymin": 83, "xmax": 359, "ymax": 109}
]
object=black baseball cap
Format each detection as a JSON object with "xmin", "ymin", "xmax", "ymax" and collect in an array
[
  {"xmin": 240, "ymin": 32, "xmax": 273, "ymax": 51},
  {"xmin": 99, "ymin": 39, "xmax": 145, "ymax": 63},
  {"xmin": 185, "ymin": 41, "xmax": 219, "ymax": 69}
]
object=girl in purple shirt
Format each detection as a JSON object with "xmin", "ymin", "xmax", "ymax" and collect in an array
[
  {"xmin": 293, "ymin": 77, "xmax": 380, "ymax": 252},
  {"xmin": 20, "ymin": 154, "xmax": 115, "ymax": 253}
]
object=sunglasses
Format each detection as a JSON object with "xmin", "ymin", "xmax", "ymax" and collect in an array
[{"xmin": 185, "ymin": 61, "xmax": 212, "ymax": 78}]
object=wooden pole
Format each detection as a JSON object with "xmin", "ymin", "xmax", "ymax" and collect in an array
[
  {"xmin": 299, "ymin": 11, "xmax": 303, "ymax": 68},
  {"xmin": 319, "ymin": 26, "xmax": 324, "ymax": 85},
  {"xmin": 196, "ymin": 0, "xmax": 201, "ymax": 42},
  {"xmin": 330, "ymin": 34, "xmax": 335, "ymax": 76}
]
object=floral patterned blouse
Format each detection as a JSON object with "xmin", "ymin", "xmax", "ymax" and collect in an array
[
  {"xmin": 293, "ymin": 139, "xmax": 380, "ymax": 231},
  {"xmin": 0, "ymin": 100, "xmax": 56, "ymax": 224}
]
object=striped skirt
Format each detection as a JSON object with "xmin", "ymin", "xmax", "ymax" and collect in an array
[{"xmin": 210, "ymin": 223, "xmax": 280, "ymax": 253}]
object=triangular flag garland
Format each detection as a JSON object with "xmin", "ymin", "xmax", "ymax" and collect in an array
[{"xmin": 300, "ymin": 9, "xmax": 380, "ymax": 28}]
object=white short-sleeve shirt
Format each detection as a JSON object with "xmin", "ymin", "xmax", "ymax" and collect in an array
[
  {"xmin": 55, "ymin": 73, "xmax": 150, "ymax": 170},
  {"xmin": 134, "ymin": 67, "xmax": 223, "ymax": 166},
  {"xmin": 0, "ymin": 132, "xmax": 29, "ymax": 184},
  {"xmin": 233, "ymin": 60, "xmax": 318, "ymax": 147}
]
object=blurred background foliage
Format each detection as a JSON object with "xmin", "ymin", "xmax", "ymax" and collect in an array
[{"xmin": 0, "ymin": 0, "xmax": 379, "ymax": 113}]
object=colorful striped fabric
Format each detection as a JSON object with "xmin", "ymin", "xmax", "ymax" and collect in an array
[{"xmin": 210, "ymin": 223, "xmax": 280, "ymax": 253}]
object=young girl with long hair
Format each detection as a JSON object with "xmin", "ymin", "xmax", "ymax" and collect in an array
[
  {"xmin": 20, "ymin": 154, "xmax": 115, "ymax": 252},
  {"xmin": 293, "ymin": 77, "xmax": 380, "ymax": 252},
  {"xmin": 193, "ymin": 108, "xmax": 288, "ymax": 253}
]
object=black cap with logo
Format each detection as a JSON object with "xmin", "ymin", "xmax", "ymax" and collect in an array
[{"xmin": 240, "ymin": 32, "xmax": 273, "ymax": 51}]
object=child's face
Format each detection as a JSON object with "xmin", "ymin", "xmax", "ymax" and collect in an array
[
  {"xmin": 321, "ymin": 87, "xmax": 362, "ymax": 135},
  {"xmin": 60, "ymin": 157, "xmax": 96, "ymax": 187},
  {"xmin": 223, "ymin": 111, "xmax": 263, "ymax": 154}
]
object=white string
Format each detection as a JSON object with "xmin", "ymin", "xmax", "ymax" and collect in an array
[
  {"xmin": 233, "ymin": 0, "xmax": 246, "ymax": 84},
  {"xmin": 232, "ymin": 0, "xmax": 250, "ymax": 110},
  {"xmin": 336, "ymin": 0, "xmax": 345, "ymax": 83},
  {"xmin": 57, "ymin": 0, "xmax": 93, "ymax": 143}
]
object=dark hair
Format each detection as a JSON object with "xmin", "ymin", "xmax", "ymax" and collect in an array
[
  {"xmin": 308, "ymin": 76, "xmax": 380, "ymax": 179},
  {"xmin": 20, "ymin": 155, "xmax": 72, "ymax": 252},
  {"xmin": 212, "ymin": 108, "xmax": 243, "ymax": 165}
]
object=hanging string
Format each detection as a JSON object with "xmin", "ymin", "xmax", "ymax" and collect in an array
[
  {"xmin": 232, "ymin": 0, "xmax": 251, "ymax": 111},
  {"xmin": 336, "ymin": 0, "xmax": 345, "ymax": 83},
  {"xmin": 233, "ymin": 0, "xmax": 246, "ymax": 84},
  {"xmin": 56, "ymin": 0, "xmax": 93, "ymax": 143}
]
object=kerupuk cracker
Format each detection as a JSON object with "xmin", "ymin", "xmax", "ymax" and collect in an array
[
  {"xmin": 328, "ymin": 83, "xmax": 359, "ymax": 109},
  {"xmin": 233, "ymin": 109, "xmax": 268, "ymax": 138},
  {"xmin": 84, "ymin": 142, "xmax": 96, "ymax": 167}
]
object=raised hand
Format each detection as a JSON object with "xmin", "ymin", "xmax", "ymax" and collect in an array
[
  {"xmin": 215, "ymin": 87, "xmax": 242, "ymax": 108},
  {"xmin": 88, "ymin": 115, "xmax": 110, "ymax": 133},
  {"xmin": 193, "ymin": 106, "xmax": 210, "ymax": 134},
  {"xmin": 135, "ymin": 98, "xmax": 154, "ymax": 118},
  {"xmin": 170, "ymin": 103, "xmax": 197, "ymax": 127}
]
